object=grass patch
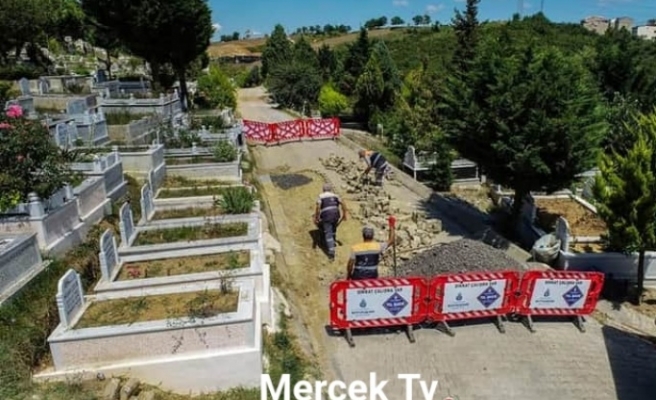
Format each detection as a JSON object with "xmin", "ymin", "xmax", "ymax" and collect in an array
[
  {"xmin": 218, "ymin": 186, "xmax": 255, "ymax": 214},
  {"xmin": 133, "ymin": 222, "xmax": 248, "ymax": 245},
  {"xmin": 152, "ymin": 206, "xmax": 220, "ymax": 220},
  {"xmin": 117, "ymin": 251, "xmax": 249, "ymax": 280},
  {"xmin": 104, "ymin": 110, "xmax": 152, "ymax": 125},
  {"xmin": 157, "ymin": 186, "xmax": 228, "ymax": 198},
  {"xmin": 163, "ymin": 176, "xmax": 234, "ymax": 188},
  {"xmin": 75, "ymin": 290, "xmax": 239, "ymax": 329},
  {"xmin": 166, "ymin": 156, "xmax": 218, "ymax": 165}
]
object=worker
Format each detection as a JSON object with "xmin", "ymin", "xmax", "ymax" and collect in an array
[
  {"xmin": 346, "ymin": 226, "xmax": 395, "ymax": 280},
  {"xmin": 358, "ymin": 149, "xmax": 391, "ymax": 187},
  {"xmin": 314, "ymin": 183, "xmax": 347, "ymax": 262}
]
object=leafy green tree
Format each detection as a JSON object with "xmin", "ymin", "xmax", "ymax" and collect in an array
[
  {"xmin": 268, "ymin": 62, "xmax": 322, "ymax": 111},
  {"xmin": 422, "ymin": 15, "xmax": 431, "ymax": 25},
  {"xmin": 293, "ymin": 36, "xmax": 319, "ymax": 68},
  {"xmin": 317, "ymin": 44, "xmax": 338, "ymax": 81},
  {"xmin": 0, "ymin": 105, "xmax": 72, "ymax": 211},
  {"xmin": 195, "ymin": 65, "xmax": 236, "ymax": 109},
  {"xmin": 318, "ymin": 84, "xmax": 349, "ymax": 117},
  {"xmin": 82, "ymin": 0, "xmax": 213, "ymax": 110},
  {"xmin": 451, "ymin": 0, "xmax": 481, "ymax": 74},
  {"xmin": 353, "ymin": 53, "xmax": 384, "ymax": 124},
  {"xmin": 371, "ymin": 41, "xmax": 401, "ymax": 111},
  {"xmin": 261, "ymin": 24, "xmax": 292, "ymax": 79},
  {"xmin": 242, "ymin": 66, "xmax": 263, "ymax": 88},
  {"xmin": 341, "ymin": 28, "xmax": 371, "ymax": 95},
  {"xmin": 412, "ymin": 15, "xmax": 423, "ymax": 25},
  {"xmin": 444, "ymin": 42, "xmax": 607, "ymax": 221},
  {"xmin": 391, "ymin": 16, "xmax": 405, "ymax": 25},
  {"xmin": 593, "ymin": 111, "xmax": 656, "ymax": 303}
]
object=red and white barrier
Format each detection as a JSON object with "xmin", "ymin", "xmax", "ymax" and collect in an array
[
  {"xmin": 242, "ymin": 118, "xmax": 340, "ymax": 145},
  {"xmin": 329, "ymin": 277, "xmax": 427, "ymax": 346},
  {"xmin": 242, "ymin": 120, "xmax": 272, "ymax": 144},
  {"xmin": 515, "ymin": 270, "xmax": 604, "ymax": 332},
  {"xmin": 429, "ymin": 271, "xmax": 520, "ymax": 335}
]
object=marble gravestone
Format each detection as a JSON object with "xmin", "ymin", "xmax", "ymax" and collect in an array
[
  {"xmin": 119, "ymin": 203, "xmax": 135, "ymax": 246},
  {"xmin": 98, "ymin": 229, "xmax": 120, "ymax": 281},
  {"xmin": 56, "ymin": 269, "xmax": 85, "ymax": 328}
]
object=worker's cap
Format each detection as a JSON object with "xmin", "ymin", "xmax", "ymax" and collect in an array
[
  {"xmin": 362, "ymin": 226, "xmax": 374, "ymax": 238},
  {"xmin": 322, "ymin": 183, "xmax": 333, "ymax": 191}
]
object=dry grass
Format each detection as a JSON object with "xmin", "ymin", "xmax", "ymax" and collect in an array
[
  {"xmin": 166, "ymin": 156, "xmax": 216, "ymax": 165},
  {"xmin": 625, "ymin": 289, "xmax": 656, "ymax": 319},
  {"xmin": 152, "ymin": 206, "xmax": 221, "ymax": 220},
  {"xmin": 76, "ymin": 290, "xmax": 239, "ymax": 328},
  {"xmin": 207, "ymin": 29, "xmax": 400, "ymax": 57},
  {"xmin": 116, "ymin": 251, "xmax": 249, "ymax": 280},
  {"xmin": 163, "ymin": 176, "xmax": 234, "ymax": 188},
  {"xmin": 535, "ymin": 198, "xmax": 607, "ymax": 237},
  {"xmin": 133, "ymin": 222, "xmax": 248, "ymax": 245},
  {"xmin": 449, "ymin": 185, "xmax": 495, "ymax": 213}
]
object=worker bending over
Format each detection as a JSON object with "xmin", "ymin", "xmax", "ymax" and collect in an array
[
  {"xmin": 314, "ymin": 183, "xmax": 347, "ymax": 262},
  {"xmin": 359, "ymin": 149, "xmax": 391, "ymax": 187},
  {"xmin": 346, "ymin": 226, "xmax": 395, "ymax": 280}
]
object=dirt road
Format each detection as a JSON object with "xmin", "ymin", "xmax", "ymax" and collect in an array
[{"xmin": 239, "ymin": 87, "xmax": 656, "ymax": 400}]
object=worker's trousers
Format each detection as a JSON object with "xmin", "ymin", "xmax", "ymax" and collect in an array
[
  {"xmin": 375, "ymin": 163, "xmax": 391, "ymax": 186},
  {"xmin": 320, "ymin": 220, "xmax": 338, "ymax": 258}
]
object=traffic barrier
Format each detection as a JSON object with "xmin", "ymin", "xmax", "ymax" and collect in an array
[
  {"xmin": 305, "ymin": 118, "xmax": 340, "ymax": 140},
  {"xmin": 329, "ymin": 277, "xmax": 428, "ymax": 347},
  {"xmin": 271, "ymin": 120, "xmax": 304, "ymax": 144},
  {"xmin": 429, "ymin": 271, "xmax": 520, "ymax": 336},
  {"xmin": 515, "ymin": 270, "xmax": 604, "ymax": 333},
  {"xmin": 242, "ymin": 120, "xmax": 272, "ymax": 144},
  {"xmin": 242, "ymin": 118, "xmax": 340, "ymax": 145}
]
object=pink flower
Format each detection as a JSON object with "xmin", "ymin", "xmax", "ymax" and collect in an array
[
  {"xmin": 6, "ymin": 105, "xmax": 23, "ymax": 118},
  {"xmin": 0, "ymin": 122, "xmax": 12, "ymax": 129}
]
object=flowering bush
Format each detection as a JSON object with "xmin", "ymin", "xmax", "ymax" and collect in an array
[{"xmin": 0, "ymin": 105, "xmax": 72, "ymax": 212}]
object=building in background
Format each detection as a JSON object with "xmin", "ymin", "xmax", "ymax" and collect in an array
[
  {"xmin": 632, "ymin": 25, "xmax": 656, "ymax": 40},
  {"xmin": 581, "ymin": 16, "xmax": 610, "ymax": 34},
  {"xmin": 612, "ymin": 17, "xmax": 634, "ymax": 31}
]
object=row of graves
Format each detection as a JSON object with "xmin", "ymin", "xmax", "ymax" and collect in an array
[{"xmin": 1, "ymin": 79, "xmax": 266, "ymax": 394}]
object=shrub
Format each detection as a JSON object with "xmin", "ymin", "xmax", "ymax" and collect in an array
[
  {"xmin": 191, "ymin": 115, "xmax": 227, "ymax": 130},
  {"xmin": 218, "ymin": 186, "xmax": 254, "ymax": 214},
  {"xmin": 212, "ymin": 140, "xmax": 238, "ymax": 162},
  {"xmin": 0, "ymin": 105, "xmax": 72, "ymax": 211},
  {"xmin": 195, "ymin": 65, "xmax": 237, "ymax": 110},
  {"xmin": 0, "ymin": 81, "xmax": 18, "ymax": 105},
  {"xmin": 318, "ymin": 83, "xmax": 349, "ymax": 117}
]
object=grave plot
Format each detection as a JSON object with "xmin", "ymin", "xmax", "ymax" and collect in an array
[
  {"xmin": 118, "ymin": 202, "xmax": 260, "ymax": 257},
  {"xmin": 164, "ymin": 141, "xmax": 242, "ymax": 181},
  {"xmin": 534, "ymin": 197, "xmax": 606, "ymax": 239},
  {"xmin": 140, "ymin": 183, "xmax": 258, "ymax": 223},
  {"xmin": 0, "ymin": 234, "xmax": 49, "ymax": 305},
  {"xmin": 162, "ymin": 175, "xmax": 236, "ymax": 188},
  {"xmin": 69, "ymin": 146, "xmax": 127, "ymax": 201},
  {"xmin": 41, "ymin": 269, "xmax": 262, "ymax": 394},
  {"xmin": 94, "ymin": 228, "xmax": 266, "ymax": 296}
]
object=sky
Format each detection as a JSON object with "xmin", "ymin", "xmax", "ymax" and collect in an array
[{"xmin": 209, "ymin": 0, "xmax": 656, "ymax": 40}]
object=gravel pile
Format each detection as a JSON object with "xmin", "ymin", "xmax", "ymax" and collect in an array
[
  {"xmin": 270, "ymin": 174, "xmax": 313, "ymax": 190},
  {"xmin": 398, "ymin": 238, "xmax": 526, "ymax": 276}
]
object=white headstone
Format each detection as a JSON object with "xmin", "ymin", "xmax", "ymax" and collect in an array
[
  {"xmin": 140, "ymin": 183, "xmax": 155, "ymax": 223},
  {"xmin": 19, "ymin": 78, "xmax": 30, "ymax": 95},
  {"xmin": 148, "ymin": 169, "xmax": 156, "ymax": 193},
  {"xmin": 67, "ymin": 121, "xmax": 79, "ymax": 145},
  {"xmin": 55, "ymin": 123, "xmax": 68, "ymax": 147},
  {"xmin": 119, "ymin": 202, "xmax": 135, "ymax": 246},
  {"xmin": 98, "ymin": 229, "xmax": 119, "ymax": 281},
  {"xmin": 38, "ymin": 78, "xmax": 49, "ymax": 95},
  {"xmin": 66, "ymin": 99, "xmax": 86, "ymax": 115},
  {"xmin": 554, "ymin": 217, "xmax": 571, "ymax": 252},
  {"xmin": 56, "ymin": 269, "xmax": 85, "ymax": 328}
]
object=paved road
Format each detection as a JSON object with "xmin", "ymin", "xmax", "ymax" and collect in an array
[{"xmin": 239, "ymin": 87, "xmax": 656, "ymax": 400}]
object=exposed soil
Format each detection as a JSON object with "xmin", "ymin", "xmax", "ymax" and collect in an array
[
  {"xmin": 157, "ymin": 186, "xmax": 227, "ymax": 199},
  {"xmin": 627, "ymin": 289, "xmax": 656, "ymax": 319},
  {"xmin": 571, "ymin": 243, "xmax": 606, "ymax": 253},
  {"xmin": 535, "ymin": 198, "xmax": 607, "ymax": 237},
  {"xmin": 133, "ymin": 222, "xmax": 247, "ymax": 246},
  {"xmin": 116, "ymin": 251, "xmax": 249, "ymax": 280},
  {"xmin": 151, "ymin": 206, "xmax": 221, "ymax": 220},
  {"xmin": 166, "ymin": 156, "xmax": 217, "ymax": 165},
  {"xmin": 449, "ymin": 185, "xmax": 495, "ymax": 213},
  {"xmin": 163, "ymin": 176, "xmax": 234, "ymax": 188},
  {"xmin": 75, "ymin": 290, "xmax": 239, "ymax": 328}
]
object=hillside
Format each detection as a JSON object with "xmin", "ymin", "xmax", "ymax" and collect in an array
[{"xmin": 208, "ymin": 28, "xmax": 403, "ymax": 57}]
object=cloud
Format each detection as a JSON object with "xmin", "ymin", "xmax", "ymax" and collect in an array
[
  {"xmin": 426, "ymin": 4, "xmax": 445, "ymax": 14},
  {"xmin": 392, "ymin": 0, "xmax": 409, "ymax": 5},
  {"xmin": 212, "ymin": 23, "xmax": 221, "ymax": 32}
]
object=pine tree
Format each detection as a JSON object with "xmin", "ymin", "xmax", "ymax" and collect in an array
[
  {"xmin": 261, "ymin": 24, "xmax": 292, "ymax": 79},
  {"xmin": 594, "ymin": 111, "xmax": 656, "ymax": 303},
  {"xmin": 353, "ymin": 53, "xmax": 384, "ymax": 123}
]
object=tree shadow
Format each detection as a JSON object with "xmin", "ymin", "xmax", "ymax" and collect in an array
[{"xmin": 602, "ymin": 325, "xmax": 656, "ymax": 400}]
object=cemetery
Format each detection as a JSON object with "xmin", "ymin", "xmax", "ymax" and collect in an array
[
  {"xmin": 40, "ymin": 269, "xmax": 263, "ymax": 393},
  {"xmin": 69, "ymin": 147, "xmax": 128, "ymax": 201},
  {"xmin": 0, "ymin": 233, "xmax": 49, "ymax": 305}
]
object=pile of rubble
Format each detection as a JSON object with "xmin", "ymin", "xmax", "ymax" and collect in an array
[
  {"xmin": 320, "ymin": 154, "xmax": 443, "ymax": 259},
  {"xmin": 398, "ymin": 239, "xmax": 526, "ymax": 276}
]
